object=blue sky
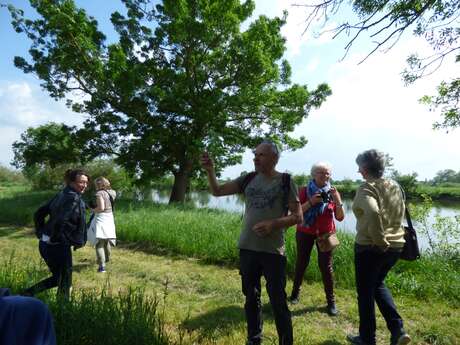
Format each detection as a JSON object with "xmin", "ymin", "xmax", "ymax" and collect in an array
[{"xmin": 1, "ymin": 0, "xmax": 459, "ymax": 181}]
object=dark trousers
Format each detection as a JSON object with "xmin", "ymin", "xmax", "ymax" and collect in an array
[
  {"xmin": 239, "ymin": 249, "xmax": 293, "ymax": 345},
  {"xmin": 26, "ymin": 241, "xmax": 73, "ymax": 299},
  {"xmin": 292, "ymin": 232, "xmax": 335, "ymax": 305},
  {"xmin": 354, "ymin": 245, "xmax": 404, "ymax": 345}
]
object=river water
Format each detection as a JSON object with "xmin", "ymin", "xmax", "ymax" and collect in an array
[{"xmin": 149, "ymin": 189, "xmax": 460, "ymax": 250}]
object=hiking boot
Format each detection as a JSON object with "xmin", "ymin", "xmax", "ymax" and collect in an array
[
  {"xmin": 97, "ymin": 266, "xmax": 106, "ymax": 273},
  {"xmin": 391, "ymin": 331, "xmax": 411, "ymax": 345},
  {"xmin": 326, "ymin": 302, "xmax": 338, "ymax": 316}
]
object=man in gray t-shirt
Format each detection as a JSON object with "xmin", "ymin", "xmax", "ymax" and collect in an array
[{"xmin": 201, "ymin": 141, "xmax": 302, "ymax": 345}]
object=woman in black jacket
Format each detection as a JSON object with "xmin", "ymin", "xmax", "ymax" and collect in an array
[{"xmin": 23, "ymin": 169, "xmax": 89, "ymax": 300}]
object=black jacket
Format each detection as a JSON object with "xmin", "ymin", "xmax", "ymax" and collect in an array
[{"xmin": 34, "ymin": 186, "xmax": 87, "ymax": 247}]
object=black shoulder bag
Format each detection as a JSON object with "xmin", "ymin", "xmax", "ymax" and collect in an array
[{"xmin": 400, "ymin": 206, "xmax": 421, "ymax": 261}]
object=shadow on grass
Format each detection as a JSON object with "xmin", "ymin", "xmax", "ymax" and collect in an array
[
  {"xmin": 318, "ymin": 341, "xmax": 343, "ymax": 345},
  {"xmin": 182, "ymin": 302, "xmax": 282, "ymax": 337},
  {"xmin": 73, "ymin": 261, "xmax": 93, "ymax": 273},
  {"xmin": 116, "ymin": 240, "xmax": 241, "ymax": 271},
  {"xmin": 291, "ymin": 305, "xmax": 326, "ymax": 316},
  {"xmin": 182, "ymin": 304, "xmax": 245, "ymax": 334}
]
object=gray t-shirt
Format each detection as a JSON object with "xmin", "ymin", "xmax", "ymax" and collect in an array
[{"xmin": 234, "ymin": 172, "xmax": 299, "ymax": 256}]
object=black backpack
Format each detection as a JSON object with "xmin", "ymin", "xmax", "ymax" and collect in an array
[{"xmin": 240, "ymin": 172, "xmax": 291, "ymax": 215}]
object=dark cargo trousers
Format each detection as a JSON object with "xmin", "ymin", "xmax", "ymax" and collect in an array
[
  {"xmin": 239, "ymin": 249, "xmax": 293, "ymax": 345},
  {"xmin": 25, "ymin": 241, "xmax": 73, "ymax": 299}
]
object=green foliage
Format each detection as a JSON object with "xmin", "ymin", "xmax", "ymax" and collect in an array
[
  {"xmin": 5, "ymin": 158, "xmax": 133, "ymax": 192},
  {"xmin": 432, "ymin": 169, "xmax": 460, "ymax": 184},
  {"xmin": 417, "ymin": 183, "xmax": 460, "ymax": 200},
  {"xmin": 12, "ymin": 122, "xmax": 82, "ymax": 170},
  {"xmin": 420, "ymin": 79, "xmax": 460, "ymax": 130},
  {"xmin": 292, "ymin": 173, "xmax": 310, "ymax": 187},
  {"xmin": 334, "ymin": 178, "xmax": 360, "ymax": 198},
  {"xmin": 409, "ymin": 195, "xmax": 460, "ymax": 259},
  {"xmin": 0, "ymin": 165, "xmax": 25, "ymax": 185},
  {"xmin": 84, "ymin": 159, "xmax": 134, "ymax": 193},
  {"xmin": 7, "ymin": 0, "xmax": 331, "ymax": 202},
  {"xmin": 391, "ymin": 170, "xmax": 419, "ymax": 197}
]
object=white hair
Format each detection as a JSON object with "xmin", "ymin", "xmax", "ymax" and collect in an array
[
  {"xmin": 311, "ymin": 161, "xmax": 332, "ymax": 176},
  {"xmin": 260, "ymin": 140, "xmax": 280, "ymax": 162}
]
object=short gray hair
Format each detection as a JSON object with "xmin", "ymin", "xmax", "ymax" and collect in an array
[
  {"xmin": 260, "ymin": 140, "xmax": 280, "ymax": 162},
  {"xmin": 355, "ymin": 149, "xmax": 386, "ymax": 178},
  {"xmin": 311, "ymin": 161, "xmax": 332, "ymax": 176}
]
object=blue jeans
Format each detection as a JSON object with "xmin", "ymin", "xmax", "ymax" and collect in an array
[
  {"xmin": 354, "ymin": 245, "xmax": 404, "ymax": 345},
  {"xmin": 239, "ymin": 249, "xmax": 293, "ymax": 345}
]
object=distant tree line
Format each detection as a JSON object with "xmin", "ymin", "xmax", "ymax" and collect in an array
[{"xmin": 4, "ymin": 159, "xmax": 460, "ymax": 201}]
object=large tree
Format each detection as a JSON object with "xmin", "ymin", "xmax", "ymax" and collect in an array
[
  {"xmin": 298, "ymin": 0, "xmax": 459, "ymax": 130},
  {"xmin": 7, "ymin": 0, "xmax": 330, "ymax": 202}
]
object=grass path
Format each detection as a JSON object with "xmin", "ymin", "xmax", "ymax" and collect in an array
[{"xmin": 0, "ymin": 226, "xmax": 458, "ymax": 345}]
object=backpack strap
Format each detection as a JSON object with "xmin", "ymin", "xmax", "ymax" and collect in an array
[
  {"xmin": 240, "ymin": 171, "xmax": 258, "ymax": 193},
  {"xmin": 240, "ymin": 171, "xmax": 290, "ymax": 215},
  {"xmin": 103, "ymin": 190, "xmax": 115, "ymax": 211},
  {"xmin": 281, "ymin": 173, "xmax": 291, "ymax": 216}
]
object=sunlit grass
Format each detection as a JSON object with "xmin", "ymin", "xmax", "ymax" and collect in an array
[
  {"xmin": 1, "ymin": 188, "xmax": 459, "ymax": 306},
  {"xmin": 0, "ymin": 253, "xmax": 170, "ymax": 345}
]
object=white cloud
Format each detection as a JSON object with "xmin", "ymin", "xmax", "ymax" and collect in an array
[
  {"xmin": 0, "ymin": 81, "xmax": 84, "ymax": 167},
  {"xmin": 306, "ymin": 56, "xmax": 320, "ymax": 73}
]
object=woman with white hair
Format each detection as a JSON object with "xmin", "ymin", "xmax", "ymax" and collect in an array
[
  {"xmin": 289, "ymin": 162, "xmax": 344, "ymax": 316},
  {"xmin": 88, "ymin": 177, "xmax": 117, "ymax": 273}
]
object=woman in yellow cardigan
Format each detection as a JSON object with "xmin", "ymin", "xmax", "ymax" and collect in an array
[{"xmin": 347, "ymin": 149, "xmax": 411, "ymax": 345}]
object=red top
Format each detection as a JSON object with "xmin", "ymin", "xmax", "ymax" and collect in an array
[{"xmin": 296, "ymin": 186, "xmax": 337, "ymax": 235}]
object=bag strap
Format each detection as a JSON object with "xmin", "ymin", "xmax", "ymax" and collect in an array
[
  {"xmin": 240, "ymin": 171, "xmax": 258, "ymax": 193},
  {"xmin": 281, "ymin": 173, "xmax": 291, "ymax": 216},
  {"xmin": 103, "ymin": 190, "xmax": 114, "ymax": 211},
  {"xmin": 405, "ymin": 208, "xmax": 414, "ymax": 229},
  {"xmin": 395, "ymin": 180, "xmax": 415, "ymax": 231}
]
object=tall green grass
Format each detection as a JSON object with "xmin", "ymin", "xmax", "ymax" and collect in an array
[
  {"xmin": 0, "ymin": 186, "xmax": 55, "ymax": 226},
  {"xmin": 1, "ymin": 188, "xmax": 459, "ymax": 305},
  {"xmin": 0, "ymin": 253, "xmax": 170, "ymax": 345}
]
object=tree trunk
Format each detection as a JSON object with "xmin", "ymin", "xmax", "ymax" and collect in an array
[{"xmin": 169, "ymin": 162, "xmax": 192, "ymax": 203}]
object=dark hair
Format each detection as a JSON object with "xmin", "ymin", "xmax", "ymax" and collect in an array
[
  {"xmin": 355, "ymin": 149, "xmax": 386, "ymax": 178},
  {"xmin": 64, "ymin": 169, "xmax": 89, "ymax": 184}
]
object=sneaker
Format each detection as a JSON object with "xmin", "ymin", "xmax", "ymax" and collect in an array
[
  {"xmin": 347, "ymin": 334, "xmax": 369, "ymax": 345},
  {"xmin": 97, "ymin": 266, "xmax": 106, "ymax": 273},
  {"xmin": 326, "ymin": 303, "xmax": 339, "ymax": 316},
  {"xmin": 391, "ymin": 332, "xmax": 411, "ymax": 345}
]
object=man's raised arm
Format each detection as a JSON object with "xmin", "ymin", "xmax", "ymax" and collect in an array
[{"xmin": 200, "ymin": 152, "xmax": 240, "ymax": 196}]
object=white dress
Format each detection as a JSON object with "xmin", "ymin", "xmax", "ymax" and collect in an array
[{"xmin": 87, "ymin": 189, "xmax": 116, "ymax": 246}]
